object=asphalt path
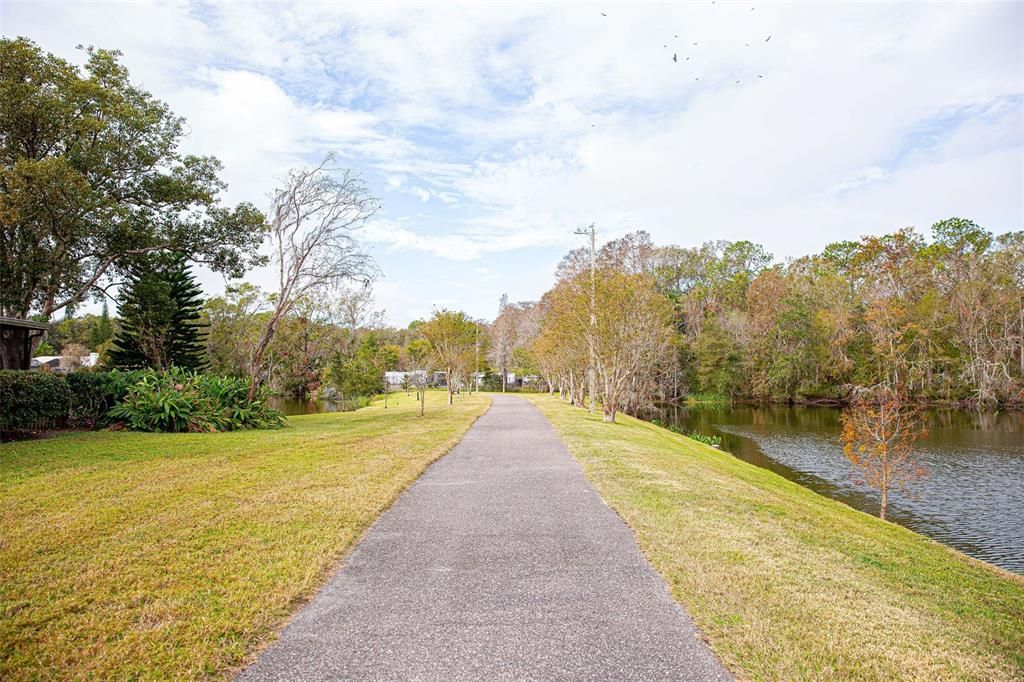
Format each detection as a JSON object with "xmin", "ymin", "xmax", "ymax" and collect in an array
[{"xmin": 240, "ymin": 394, "xmax": 730, "ymax": 681}]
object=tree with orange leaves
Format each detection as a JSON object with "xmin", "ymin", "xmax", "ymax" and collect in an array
[{"xmin": 840, "ymin": 385, "xmax": 928, "ymax": 520}]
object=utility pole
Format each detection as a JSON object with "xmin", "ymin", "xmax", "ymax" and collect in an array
[
  {"xmin": 475, "ymin": 322, "xmax": 480, "ymax": 393},
  {"xmin": 573, "ymin": 223, "xmax": 597, "ymax": 414}
]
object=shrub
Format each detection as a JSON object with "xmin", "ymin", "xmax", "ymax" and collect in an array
[
  {"xmin": 686, "ymin": 430, "xmax": 723, "ymax": 447},
  {"xmin": 650, "ymin": 418, "xmax": 722, "ymax": 447},
  {"xmin": 108, "ymin": 368, "xmax": 285, "ymax": 433},
  {"xmin": 0, "ymin": 371, "xmax": 72, "ymax": 434},
  {"xmin": 65, "ymin": 370, "xmax": 139, "ymax": 427},
  {"xmin": 347, "ymin": 395, "xmax": 372, "ymax": 410}
]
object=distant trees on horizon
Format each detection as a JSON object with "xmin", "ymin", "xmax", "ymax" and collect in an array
[{"xmin": 504, "ymin": 219, "xmax": 1023, "ymax": 416}]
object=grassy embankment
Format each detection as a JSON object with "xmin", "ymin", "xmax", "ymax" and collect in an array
[
  {"xmin": 526, "ymin": 395, "xmax": 1024, "ymax": 681},
  {"xmin": 0, "ymin": 390, "xmax": 490, "ymax": 679}
]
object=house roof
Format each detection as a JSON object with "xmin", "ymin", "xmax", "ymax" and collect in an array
[{"xmin": 0, "ymin": 316, "xmax": 49, "ymax": 331}]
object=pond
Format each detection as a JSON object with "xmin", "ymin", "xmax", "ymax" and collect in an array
[
  {"xmin": 268, "ymin": 397, "xmax": 356, "ymax": 416},
  {"xmin": 660, "ymin": 404, "xmax": 1024, "ymax": 574}
]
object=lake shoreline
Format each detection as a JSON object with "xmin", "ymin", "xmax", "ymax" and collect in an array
[{"xmin": 655, "ymin": 402, "xmax": 1024, "ymax": 574}]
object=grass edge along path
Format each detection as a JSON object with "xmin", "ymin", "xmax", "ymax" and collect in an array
[
  {"xmin": 525, "ymin": 395, "xmax": 1024, "ymax": 681},
  {"xmin": 0, "ymin": 391, "xmax": 491, "ymax": 680}
]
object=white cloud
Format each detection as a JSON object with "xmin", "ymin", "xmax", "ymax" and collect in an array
[
  {"xmin": 167, "ymin": 67, "xmax": 383, "ymax": 207},
  {"xmin": 829, "ymin": 167, "xmax": 892, "ymax": 195},
  {"xmin": 362, "ymin": 219, "xmax": 489, "ymax": 261},
  {"xmin": 408, "ymin": 186, "xmax": 432, "ymax": 202}
]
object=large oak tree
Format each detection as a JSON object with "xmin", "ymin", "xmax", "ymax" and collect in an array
[{"xmin": 0, "ymin": 37, "xmax": 267, "ymax": 323}]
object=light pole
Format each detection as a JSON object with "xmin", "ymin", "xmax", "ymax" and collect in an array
[{"xmin": 573, "ymin": 223, "xmax": 597, "ymax": 414}]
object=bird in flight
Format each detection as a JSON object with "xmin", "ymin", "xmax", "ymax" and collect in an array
[
  {"xmin": 766, "ymin": 34, "xmax": 772, "ymax": 42},
  {"xmin": 736, "ymin": 79, "xmax": 741, "ymax": 84},
  {"xmin": 673, "ymin": 53, "xmax": 678, "ymax": 62},
  {"xmin": 693, "ymin": 41, "xmax": 698, "ymax": 45},
  {"xmin": 600, "ymin": 12, "xmax": 607, "ymax": 16}
]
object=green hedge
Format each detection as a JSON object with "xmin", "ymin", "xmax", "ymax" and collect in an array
[
  {"xmin": 0, "ymin": 370, "xmax": 135, "ymax": 433},
  {"xmin": 0, "ymin": 371, "xmax": 73, "ymax": 432},
  {"xmin": 65, "ymin": 371, "xmax": 138, "ymax": 426},
  {"xmin": 1, "ymin": 369, "xmax": 284, "ymax": 436}
]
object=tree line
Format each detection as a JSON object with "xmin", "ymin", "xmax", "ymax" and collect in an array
[{"xmin": 495, "ymin": 221, "xmax": 1023, "ymax": 421}]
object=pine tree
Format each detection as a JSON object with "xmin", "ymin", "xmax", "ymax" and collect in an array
[
  {"xmin": 90, "ymin": 300, "xmax": 114, "ymax": 349},
  {"xmin": 108, "ymin": 254, "xmax": 209, "ymax": 370}
]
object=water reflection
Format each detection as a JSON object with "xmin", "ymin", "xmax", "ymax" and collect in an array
[
  {"xmin": 660, "ymin": 404, "xmax": 1024, "ymax": 574},
  {"xmin": 268, "ymin": 397, "xmax": 356, "ymax": 416}
]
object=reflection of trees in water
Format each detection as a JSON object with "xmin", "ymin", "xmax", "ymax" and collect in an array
[{"xmin": 670, "ymin": 404, "xmax": 1024, "ymax": 443}]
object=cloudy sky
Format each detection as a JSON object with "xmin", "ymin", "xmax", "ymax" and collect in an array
[{"xmin": 3, "ymin": 1, "xmax": 1022, "ymax": 324}]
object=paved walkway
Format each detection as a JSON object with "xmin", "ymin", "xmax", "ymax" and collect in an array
[{"xmin": 240, "ymin": 395, "xmax": 730, "ymax": 681}]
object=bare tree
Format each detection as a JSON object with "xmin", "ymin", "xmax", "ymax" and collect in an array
[
  {"xmin": 406, "ymin": 338, "xmax": 432, "ymax": 416},
  {"xmin": 248, "ymin": 154, "xmax": 379, "ymax": 400},
  {"xmin": 489, "ymin": 294, "xmax": 517, "ymax": 392},
  {"xmin": 329, "ymin": 285, "xmax": 386, "ymax": 359}
]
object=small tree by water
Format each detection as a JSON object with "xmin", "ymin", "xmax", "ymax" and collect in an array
[{"xmin": 840, "ymin": 385, "xmax": 927, "ymax": 520}]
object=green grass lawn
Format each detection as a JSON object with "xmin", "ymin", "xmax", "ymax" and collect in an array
[
  {"xmin": 0, "ymin": 390, "xmax": 490, "ymax": 679},
  {"xmin": 526, "ymin": 395, "xmax": 1024, "ymax": 681}
]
